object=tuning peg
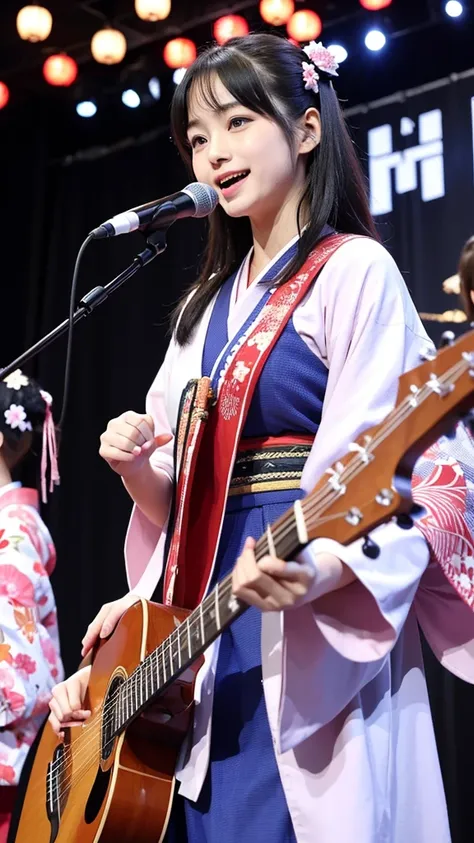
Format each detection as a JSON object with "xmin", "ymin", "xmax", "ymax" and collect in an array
[
  {"xmin": 438, "ymin": 330, "xmax": 455, "ymax": 349},
  {"xmin": 419, "ymin": 344, "xmax": 437, "ymax": 362},
  {"xmin": 396, "ymin": 514, "xmax": 414, "ymax": 530},
  {"xmin": 362, "ymin": 536, "xmax": 380, "ymax": 559}
]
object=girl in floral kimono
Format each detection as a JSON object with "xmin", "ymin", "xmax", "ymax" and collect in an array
[
  {"xmin": 49, "ymin": 34, "xmax": 474, "ymax": 843},
  {"xmin": 0, "ymin": 370, "xmax": 62, "ymax": 842}
]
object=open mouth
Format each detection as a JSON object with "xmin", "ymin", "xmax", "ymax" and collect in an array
[{"xmin": 218, "ymin": 170, "xmax": 250, "ymax": 190}]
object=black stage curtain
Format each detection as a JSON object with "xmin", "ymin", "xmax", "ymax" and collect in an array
[{"xmin": 1, "ymin": 94, "xmax": 474, "ymax": 842}]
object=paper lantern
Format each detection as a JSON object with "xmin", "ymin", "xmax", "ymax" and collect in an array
[
  {"xmin": 91, "ymin": 28, "xmax": 127, "ymax": 65},
  {"xmin": 359, "ymin": 0, "xmax": 392, "ymax": 8},
  {"xmin": 214, "ymin": 15, "xmax": 249, "ymax": 45},
  {"xmin": 259, "ymin": 0, "xmax": 294, "ymax": 26},
  {"xmin": 135, "ymin": 0, "xmax": 171, "ymax": 21},
  {"xmin": 287, "ymin": 10, "xmax": 322, "ymax": 42},
  {"xmin": 163, "ymin": 38, "xmax": 196, "ymax": 69},
  {"xmin": 43, "ymin": 54, "xmax": 78, "ymax": 87},
  {"xmin": 16, "ymin": 5, "xmax": 52, "ymax": 42},
  {"xmin": 0, "ymin": 83, "xmax": 10, "ymax": 110}
]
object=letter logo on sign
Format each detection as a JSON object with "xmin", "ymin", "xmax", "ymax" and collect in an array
[{"xmin": 368, "ymin": 109, "xmax": 445, "ymax": 216}]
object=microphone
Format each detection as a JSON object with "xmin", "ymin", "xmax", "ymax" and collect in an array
[{"xmin": 90, "ymin": 182, "xmax": 218, "ymax": 239}]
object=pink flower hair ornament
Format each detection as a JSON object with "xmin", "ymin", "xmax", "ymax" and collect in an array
[{"xmin": 301, "ymin": 41, "xmax": 339, "ymax": 95}]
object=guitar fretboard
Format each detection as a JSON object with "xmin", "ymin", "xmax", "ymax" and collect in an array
[{"xmin": 110, "ymin": 514, "xmax": 301, "ymax": 733}]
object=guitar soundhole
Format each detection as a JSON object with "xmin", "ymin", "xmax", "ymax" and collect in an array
[
  {"xmin": 101, "ymin": 674, "xmax": 124, "ymax": 761},
  {"xmin": 46, "ymin": 743, "xmax": 68, "ymax": 842}
]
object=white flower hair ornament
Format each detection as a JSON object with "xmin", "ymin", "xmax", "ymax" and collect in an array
[
  {"xmin": 301, "ymin": 42, "xmax": 339, "ymax": 95},
  {"xmin": 3, "ymin": 369, "xmax": 29, "ymax": 391}
]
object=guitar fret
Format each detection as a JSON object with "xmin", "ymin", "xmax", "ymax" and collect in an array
[
  {"xmin": 214, "ymin": 583, "xmax": 221, "ymax": 631},
  {"xmin": 148, "ymin": 658, "xmax": 153, "ymax": 696},
  {"xmin": 161, "ymin": 647, "xmax": 166, "ymax": 684},
  {"xmin": 139, "ymin": 667, "xmax": 144, "ymax": 708},
  {"xmin": 199, "ymin": 603, "xmax": 205, "ymax": 645},
  {"xmin": 187, "ymin": 616, "xmax": 192, "ymax": 659},
  {"xmin": 133, "ymin": 673, "xmax": 138, "ymax": 714},
  {"xmin": 151, "ymin": 653, "xmax": 157, "ymax": 693},
  {"xmin": 168, "ymin": 636, "xmax": 174, "ymax": 676},
  {"xmin": 177, "ymin": 626, "xmax": 182, "ymax": 669}
]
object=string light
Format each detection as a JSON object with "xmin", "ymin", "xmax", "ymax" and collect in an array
[
  {"xmin": 359, "ymin": 0, "xmax": 392, "ymax": 9},
  {"xmin": 91, "ymin": 28, "xmax": 127, "ymax": 65},
  {"xmin": 163, "ymin": 38, "xmax": 196, "ymax": 69},
  {"xmin": 43, "ymin": 54, "xmax": 78, "ymax": 86},
  {"xmin": 0, "ymin": 83, "xmax": 10, "ymax": 110},
  {"xmin": 259, "ymin": 0, "xmax": 294, "ymax": 26},
  {"xmin": 287, "ymin": 10, "xmax": 322, "ymax": 41},
  {"xmin": 16, "ymin": 5, "xmax": 52, "ymax": 42},
  {"xmin": 134, "ymin": 0, "xmax": 171, "ymax": 21},
  {"xmin": 213, "ymin": 15, "xmax": 249, "ymax": 44}
]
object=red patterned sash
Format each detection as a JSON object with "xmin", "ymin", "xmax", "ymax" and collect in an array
[{"xmin": 163, "ymin": 233, "xmax": 360, "ymax": 608}]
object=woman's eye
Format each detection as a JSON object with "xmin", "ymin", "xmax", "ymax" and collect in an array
[
  {"xmin": 229, "ymin": 117, "xmax": 249, "ymax": 129},
  {"xmin": 190, "ymin": 136, "xmax": 206, "ymax": 149}
]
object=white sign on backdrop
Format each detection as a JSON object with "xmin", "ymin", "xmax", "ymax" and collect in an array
[{"xmin": 368, "ymin": 109, "xmax": 445, "ymax": 216}]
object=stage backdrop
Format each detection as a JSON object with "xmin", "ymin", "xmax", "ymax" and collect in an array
[
  {"xmin": 1, "ymin": 69, "xmax": 474, "ymax": 842},
  {"xmin": 349, "ymin": 67, "xmax": 474, "ymax": 344}
]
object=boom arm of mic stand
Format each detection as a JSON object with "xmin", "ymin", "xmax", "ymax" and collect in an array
[{"xmin": 0, "ymin": 228, "xmax": 168, "ymax": 380}]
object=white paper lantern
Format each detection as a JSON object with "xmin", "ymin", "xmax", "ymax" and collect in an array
[
  {"xmin": 91, "ymin": 28, "xmax": 127, "ymax": 66},
  {"xmin": 135, "ymin": 0, "xmax": 171, "ymax": 21},
  {"xmin": 17, "ymin": 5, "xmax": 52, "ymax": 43}
]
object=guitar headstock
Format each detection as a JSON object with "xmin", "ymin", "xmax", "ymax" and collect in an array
[{"xmin": 303, "ymin": 329, "xmax": 474, "ymax": 547}]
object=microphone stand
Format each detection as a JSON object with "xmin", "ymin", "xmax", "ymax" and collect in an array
[{"xmin": 0, "ymin": 227, "xmax": 168, "ymax": 380}]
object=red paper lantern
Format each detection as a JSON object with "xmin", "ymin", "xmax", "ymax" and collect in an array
[
  {"xmin": 0, "ymin": 82, "xmax": 10, "ymax": 109},
  {"xmin": 163, "ymin": 38, "xmax": 197, "ymax": 69},
  {"xmin": 43, "ymin": 54, "xmax": 78, "ymax": 86},
  {"xmin": 259, "ymin": 0, "xmax": 294, "ymax": 26},
  {"xmin": 286, "ymin": 10, "xmax": 322, "ymax": 42},
  {"xmin": 213, "ymin": 15, "xmax": 249, "ymax": 45},
  {"xmin": 359, "ymin": 0, "xmax": 392, "ymax": 9}
]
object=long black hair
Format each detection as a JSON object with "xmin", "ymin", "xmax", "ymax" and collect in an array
[{"xmin": 171, "ymin": 33, "xmax": 378, "ymax": 345}]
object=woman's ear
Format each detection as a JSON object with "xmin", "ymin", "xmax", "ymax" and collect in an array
[{"xmin": 298, "ymin": 107, "xmax": 321, "ymax": 155}]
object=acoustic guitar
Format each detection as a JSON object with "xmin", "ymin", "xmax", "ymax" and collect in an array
[{"xmin": 14, "ymin": 330, "xmax": 474, "ymax": 843}]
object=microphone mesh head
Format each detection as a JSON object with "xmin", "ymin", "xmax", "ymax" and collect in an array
[{"xmin": 184, "ymin": 182, "xmax": 219, "ymax": 218}]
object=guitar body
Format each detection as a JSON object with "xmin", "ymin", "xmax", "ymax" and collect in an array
[{"xmin": 14, "ymin": 599, "xmax": 199, "ymax": 843}]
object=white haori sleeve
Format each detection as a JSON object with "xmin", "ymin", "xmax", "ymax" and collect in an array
[{"xmin": 274, "ymin": 238, "xmax": 438, "ymax": 750}]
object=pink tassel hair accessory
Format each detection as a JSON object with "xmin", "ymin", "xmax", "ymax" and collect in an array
[{"xmin": 39, "ymin": 390, "xmax": 60, "ymax": 504}]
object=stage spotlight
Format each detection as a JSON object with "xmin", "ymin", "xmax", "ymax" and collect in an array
[
  {"xmin": 445, "ymin": 1, "xmax": 463, "ymax": 16},
  {"xmin": 173, "ymin": 67, "xmax": 187, "ymax": 85},
  {"xmin": 365, "ymin": 29, "xmax": 386, "ymax": 51},
  {"xmin": 76, "ymin": 100, "xmax": 97, "ymax": 117},
  {"xmin": 122, "ymin": 88, "xmax": 141, "ymax": 108},
  {"xmin": 148, "ymin": 76, "xmax": 161, "ymax": 100},
  {"xmin": 327, "ymin": 44, "xmax": 348, "ymax": 64}
]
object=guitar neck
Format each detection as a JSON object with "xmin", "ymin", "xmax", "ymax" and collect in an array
[{"xmin": 111, "ymin": 515, "xmax": 301, "ymax": 733}]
